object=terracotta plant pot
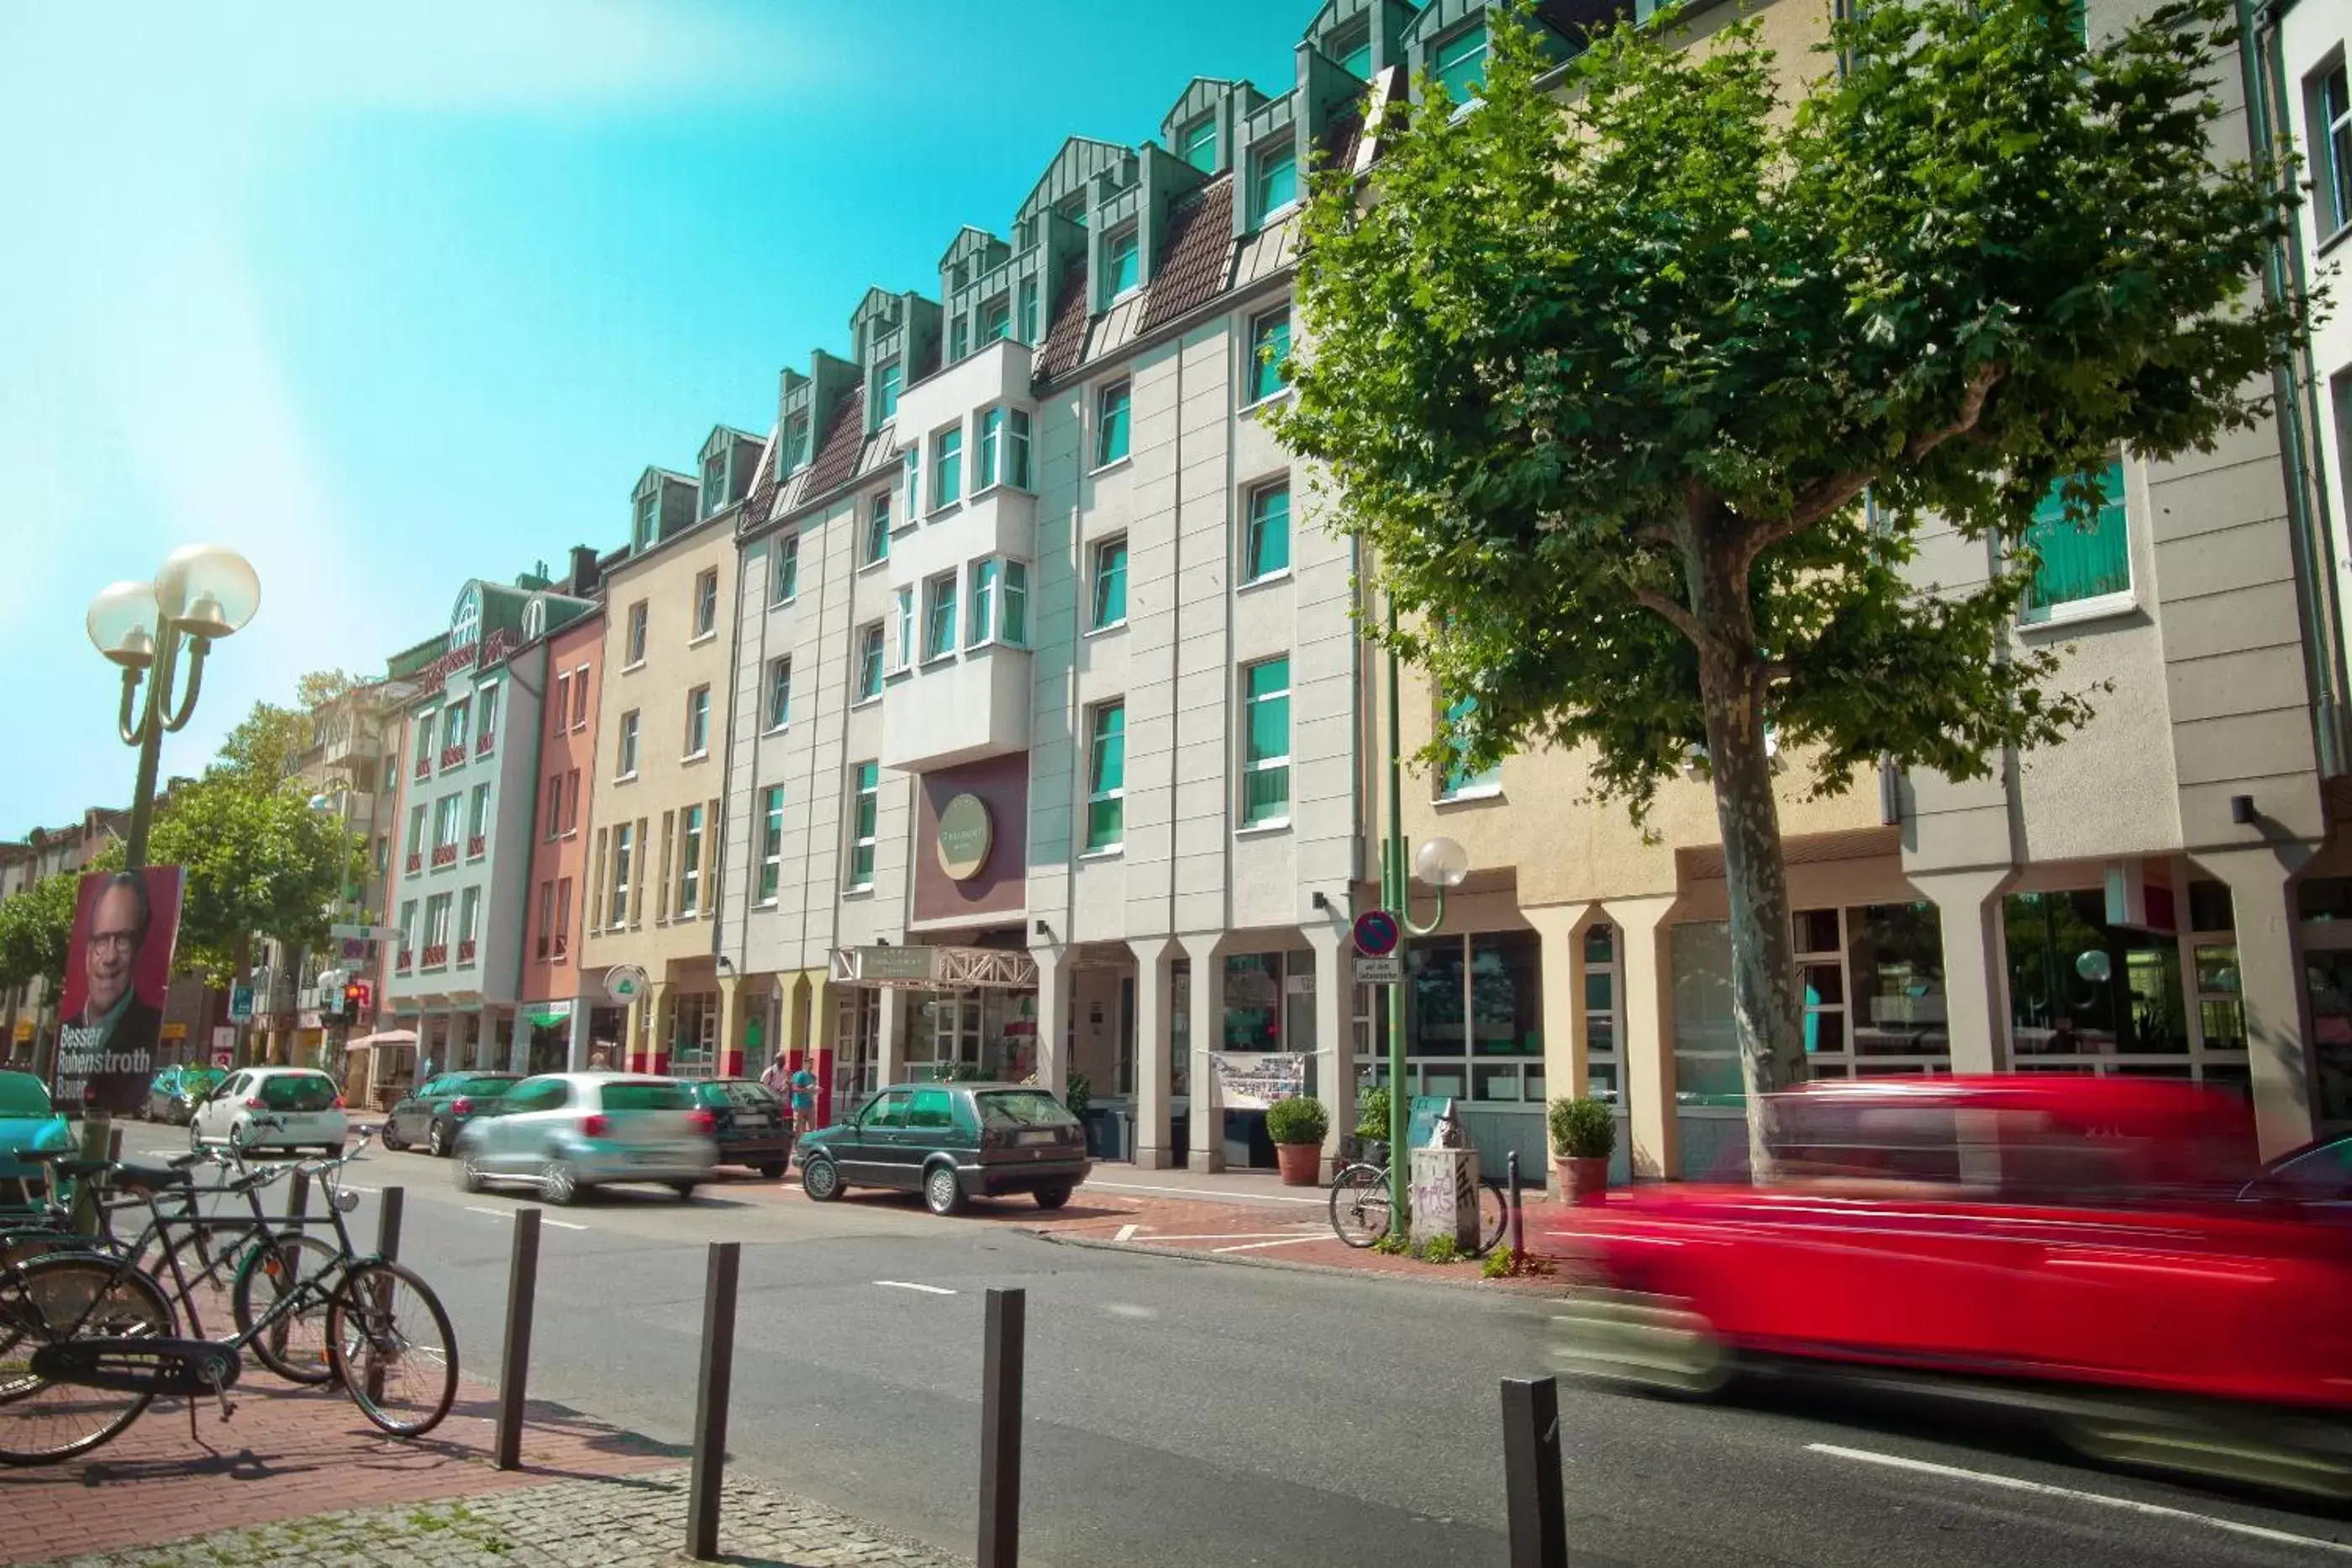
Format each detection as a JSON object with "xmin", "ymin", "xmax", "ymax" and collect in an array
[
  {"xmin": 1555, "ymin": 1155, "xmax": 1610, "ymax": 1205},
  {"xmin": 1274, "ymin": 1140, "xmax": 1323, "ymax": 1186}
]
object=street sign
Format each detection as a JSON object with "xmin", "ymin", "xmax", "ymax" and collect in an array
[
  {"xmin": 211, "ymin": 1050, "xmax": 233, "ymax": 1070},
  {"xmin": 339, "ymin": 939, "xmax": 371, "ymax": 963},
  {"xmin": 229, "ymin": 982, "xmax": 254, "ymax": 1023},
  {"xmin": 1353, "ymin": 954, "xmax": 1403, "ymax": 984},
  {"xmin": 331, "ymin": 923, "xmax": 402, "ymax": 942},
  {"xmin": 1352, "ymin": 909, "xmax": 1402, "ymax": 959}
]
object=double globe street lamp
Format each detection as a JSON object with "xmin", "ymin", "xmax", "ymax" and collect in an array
[{"xmin": 85, "ymin": 545, "xmax": 261, "ymax": 871}]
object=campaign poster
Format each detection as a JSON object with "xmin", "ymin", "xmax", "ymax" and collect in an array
[{"xmin": 54, "ymin": 866, "xmax": 186, "ymax": 1116}]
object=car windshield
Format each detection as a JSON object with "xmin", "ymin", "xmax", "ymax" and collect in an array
[
  {"xmin": 972, "ymin": 1090, "xmax": 1074, "ymax": 1129},
  {"xmin": 0, "ymin": 1073, "xmax": 52, "ymax": 1117},
  {"xmin": 2262, "ymin": 1139, "xmax": 2352, "ymax": 1201},
  {"xmin": 182, "ymin": 1070, "xmax": 224, "ymax": 1094},
  {"xmin": 259, "ymin": 1074, "xmax": 339, "ymax": 1112},
  {"xmin": 602, "ymin": 1081, "xmax": 692, "ymax": 1111}
]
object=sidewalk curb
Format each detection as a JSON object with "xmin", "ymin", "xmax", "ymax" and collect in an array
[{"xmin": 1029, "ymin": 1227, "xmax": 1565, "ymax": 1299}]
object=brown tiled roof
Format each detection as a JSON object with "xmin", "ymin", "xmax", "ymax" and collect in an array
[
  {"xmin": 802, "ymin": 389, "xmax": 867, "ymax": 497},
  {"xmin": 1034, "ymin": 270, "xmax": 1092, "ymax": 388},
  {"xmin": 1140, "ymin": 176, "xmax": 1236, "ymax": 334},
  {"xmin": 1321, "ymin": 107, "xmax": 1365, "ymax": 176}
]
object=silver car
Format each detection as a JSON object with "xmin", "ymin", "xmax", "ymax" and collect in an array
[{"xmin": 452, "ymin": 1072, "xmax": 716, "ymax": 1205}]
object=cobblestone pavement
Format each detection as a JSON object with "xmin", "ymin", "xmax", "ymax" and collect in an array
[{"xmin": 24, "ymin": 1466, "xmax": 967, "ymax": 1568}]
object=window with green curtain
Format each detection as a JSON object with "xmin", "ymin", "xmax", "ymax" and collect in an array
[
  {"xmin": 969, "ymin": 559, "xmax": 997, "ymax": 645},
  {"xmin": 976, "ymin": 408, "xmax": 1002, "ymax": 490},
  {"xmin": 1441, "ymin": 693, "xmax": 1502, "ymax": 796},
  {"xmin": 1095, "ymin": 380, "xmax": 1131, "ymax": 466},
  {"xmin": 1334, "ymin": 23, "xmax": 1371, "ymax": 79},
  {"xmin": 758, "ymin": 786, "xmax": 784, "ymax": 903},
  {"xmin": 1183, "ymin": 116, "xmax": 1218, "ymax": 171},
  {"xmin": 981, "ymin": 297, "xmax": 1011, "ymax": 342},
  {"xmin": 933, "ymin": 426, "xmax": 962, "ymax": 508},
  {"xmin": 1245, "ymin": 482, "xmax": 1290, "ymax": 579},
  {"xmin": 848, "ymin": 761, "xmax": 878, "ymax": 887},
  {"xmin": 1249, "ymin": 308, "xmax": 1292, "ymax": 403},
  {"xmin": 875, "ymin": 360, "xmax": 901, "ymax": 421},
  {"xmin": 924, "ymin": 572, "xmax": 957, "ymax": 659},
  {"xmin": 2022, "ymin": 457, "xmax": 2129, "ymax": 618},
  {"xmin": 1104, "ymin": 228, "xmax": 1140, "ymax": 302},
  {"xmin": 866, "ymin": 493, "xmax": 890, "ymax": 565},
  {"xmin": 1087, "ymin": 702, "xmax": 1125, "ymax": 850},
  {"xmin": 1251, "ymin": 145, "xmax": 1297, "ymax": 225},
  {"xmin": 1242, "ymin": 656, "xmax": 1291, "ymax": 825},
  {"xmin": 1092, "ymin": 537, "xmax": 1129, "ymax": 628},
  {"xmin": 1002, "ymin": 560, "xmax": 1029, "ymax": 645},
  {"xmin": 1431, "ymin": 21, "xmax": 1486, "ymax": 101}
]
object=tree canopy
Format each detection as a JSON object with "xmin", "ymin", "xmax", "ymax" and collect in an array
[
  {"xmin": 0, "ymin": 866, "xmax": 90, "ymax": 997},
  {"xmin": 147, "ymin": 773, "xmax": 364, "ymax": 986}
]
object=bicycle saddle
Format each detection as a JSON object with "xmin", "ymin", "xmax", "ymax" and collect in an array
[{"xmin": 111, "ymin": 1162, "xmax": 192, "ymax": 1194}]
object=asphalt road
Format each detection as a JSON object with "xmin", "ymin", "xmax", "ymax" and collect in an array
[{"xmin": 121, "ymin": 1128, "xmax": 2352, "ymax": 1568}]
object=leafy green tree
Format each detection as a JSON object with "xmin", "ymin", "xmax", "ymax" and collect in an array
[
  {"xmin": 0, "ymin": 866, "xmax": 91, "ymax": 997},
  {"xmin": 213, "ymin": 669, "xmax": 360, "ymax": 788},
  {"xmin": 1272, "ymin": 1, "xmax": 2304, "ymax": 1142},
  {"xmin": 147, "ymin": 774, "xmax": 363, "ymax": 987}
]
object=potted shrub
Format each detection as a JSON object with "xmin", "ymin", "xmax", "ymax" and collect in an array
[
  {"xmin": 1550, "ymin": 1096, "xmax": 1615, "ymax": 1204},
  {"xmin": 1265, "ymin": 1095, "xmax": 1330, "ymax": 1186},
  {"xmin": 1349, "ymin": 1084, "xmax": 1392, "ymax": 1166}
]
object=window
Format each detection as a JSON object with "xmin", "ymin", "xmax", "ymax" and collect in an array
[
  {"xmin": 1090, "ymin": 536, "xmax": 1129, "ymax": 629},
  {"xmin": 847, "ymin": 761, "xmax": 879, "ymax": 888},
  {"xmin": 611, "ymin": 823, "xmax": 635, "ymax": 926},
  {"xmin": 758, "ymin": 786, "xmax": 785, "ymax": 904},
  {"xmin": 552, "ymin": 672, "xmax": 571, "ymax": 734},
  {"xmin": 1002, "ymin": 560, "xmax": 1028, "ymax": 645},
  {"xmin": 477, "ymin": 683, "xmax": 499, "ymax": 746},
  {"xmin": 702, "ymin": 450, "xmax": 727, "ymax": 515},
  {"xmin": 981, "ymin": 296, "xmax": 1011, "ymax": 343},
  {"xmin": 785, "ymin": 412, "xmax": 811, "ymax": 472},
  {"xmin": 923, "ymin": 571, "xmax": 958, "ymax": 660},
  {"xmin": 684, "ymin": 686, "xmax": 711, "ymax": 756},
  {"xmin": 1583, "ymin": 924, "xmax": 1621, "ymax": 1102},
  {"xmin": 565, "ymin": 768, "xmax": 580, "ymax": 834},
  {"xmin": 626, "ymin": 601, "xmax": 648, "ymax": 664},
  {"xmin": 1440, "ymin": 693, "xmax": 1502, "ymax": 797},
  {"xmin": 969, "ymin": 558, "xmax": 997, "ymax": 646},
  {"xmin": 1332, "ymin": 19, "xmax": 1371, "ymax": 77},
  {"xmin": 1250, "ymin": 144, "xmax": 1297, "ymax": 226},
  {"xmin": 545, "ymin": 773, "xmax": 565, "ymax": 839},
  {"xmin": 1008, "ymin": 408, "xmax": 1032, "ymax": 489},
  {"xmin": 424, "ymin": 892, "xmax": 453, "ymax": 954},
  {"xmin": 1241, "ymin": 656, "xmax": 1292, "ymax": 826},
  {"xmin": 771, "ymin": 532, "xmax": 799, "ymax": 604},
  {"xmin": 1095, "ymin": 380, "xmax": 1131, "ymax": 466},
  {"xmin": 405, "ymin": 803, "xmax": 425, "ymax": 871},
  {"xmin": 875, "ymin": 360, "xmax": 901, "ymax": 422},
  {"xmin": 553, "ymin": 876, "xmax": 571, "ymax": 957},
  {"xmin": 1430, "ymin": 20, "xmax": 1487, "ymax": 101},
  {"xmin": 950, "ymin": 317, "xmax": 969, "ymax": 363},
  {"xmin": 1087, "ymin": 701, "xmax": 1125, "ymax": 850},
  {"xmin": 1248, "ymin": 307, "xmax": 1292, "ymax": 404},
  {"xmin": 1018, "ymin": 277, "xmax": 1039, "ymax": 343},
  {"xmin": 617, "ymin": 709, "xmax": 640, "ymax": 777},
  {"xmin": 865, "ymin": 493, "xmax": 890, "ymax": 566},
  {"xmin": 2021, "ymin": 457, "xmax": 2130, "ymax": 620},
  {"xmin": 1244, "ymin": 481, "xmax": 1291, "ymax": 581},
  {"xmin": 856, "ymin": 622, "xmax": 886, "ymax": 700},
  {"xmin": 571, "ymin": 666, "xmax": 588, "ymax": 729},
  {"xmin": 678, "ymin": 803, "xmax": 704, "ymax": 916},
  {"xmin": 977, "ymin": 408, "xmax": 1004, "ymax": 490},
  {"xmin": 895, "ymin": 587, "xmax": 916, "ymax": 671},
  {"xmin": 2318, "ymin": 61, "xmax": 2352, "ymax": 237},
  {"xmin": 443, "ymin": 699, "xmax": 470, "ymax": 755},
  {"xmin": 466, "ymin": 782, "xmax": 491, "ymax": 842},
  {"xmin": 633, "ymin": 492, "xmax": 656, "ymax": 552},
  {"xmin": 933, "ymin": 426, "xmax": 963, "ymax": 508},
  {"xmin": 539, "ymin": 880, "xmax": 555, "ymax": 959},
  {"xmin": 765, "ymin": 655, "xmax": 792, "ymax": 731},
  {"xmin": 413, "ymin": 716, "xmax": 433, "ymax": 771},
  {"xmin": 398, "ymin": 899, "xmax": 418, "ymax": 959},
  {"xmin": 1183, "ymin": 114, "xmax": 1218, "ymax": 171},
  {"xmin": 1103, "ymin": 226, "xmax": 1140, "ymax": 303},
  {"xmin": 434, "ymin": 793, "xmax": 462, "ymax": 851},
  {"xmin": 692, "ymin": 568, "xmax": 718, "ymax": 638},
  {"xmin": 457, "ymin": 887, "xmax": 480, "ymax": 961},
  {"xmin": 901, "ymin": 445, "xmax": 920, "ymax": 517}
]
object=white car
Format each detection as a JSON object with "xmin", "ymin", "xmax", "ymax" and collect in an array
[
  {"xmin": 454, "ymin": 1071, "xmax": 716, "ymax": 1204},
  {"xmin": 190, "ymin": 1067, "xmax": 350, "ymax": 1155}
]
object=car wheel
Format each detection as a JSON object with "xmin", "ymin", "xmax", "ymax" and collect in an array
[
  {"xmin": 801, "ymin": 1155, "xmax": 843, "ymax": 1202},
  {"xmin": 672, "ymin": 1182, "xmax": 697, "ymax": 1202},
  {"xmin": 757, "ymin": 1162, "xmax": 787, "ymax": 1180},
  {"xmin": 426, "ymin": 1120, "xmax": 450, "ymax": 1159},
  {"xmin": 924, "ymin": 1164, "xmax": 967, "ymax": 1218},
  {"xmin": 381, "ymin": 1118, "xmax": 407, "ymax": 1151},
  {"xmin": 1548, "ymin": 1287, "xmax": 1733, "ymax": 1398},
  {"xmin": 1032, "ymin": 1184, "xmax": 1074, "ymax": 1211},
  {"xmin": 539, "ymin": 1159, "xmax": 579, "ymax": 1206},
  {"xmin": 454, "ymin": 1150, "xmax": 486, "ymax": 1193}
]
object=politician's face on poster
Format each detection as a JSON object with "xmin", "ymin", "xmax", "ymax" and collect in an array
[{"xmin": 59, "ymin": 866, "xmax": 185, "ymax": 1025}]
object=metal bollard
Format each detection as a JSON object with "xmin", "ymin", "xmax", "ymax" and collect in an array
[
  {"xmin": 106, "ymin": 1124, "xmax": 124, "ymax": 1162},
  {"xmin": 1501, "ymin": 1376, "xmax": 1568, "ymax": 1568},
  {"xmin": 496, "ymin": 1208, "xmax": 541, "ymax": 1471},
  {"xmin": 366, "ymin": 1187, "xmax": 404, "ymax": 1403},
  {"xmin": 70, "ymin": 1115, "xmax": 111, "ymax": 1236},
  {"xmin": 687, "ymin": 1241, "xmax": 740, "ymax": 1560},
  {"xmin": 978, "ymin": 1286, "xmax": 1026, "ymax": 1568},
  {"xmin": 288, "ymin": 1169, "xmax": 311, "ymax": 1223},
  {"xmin": 1507, "ymin": 1149, "xmax": 1525, "ymax": 1268}
]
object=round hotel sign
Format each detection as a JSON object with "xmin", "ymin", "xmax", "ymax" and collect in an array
[
  {"xmin": 605, "ymin": 964, "xmax": 650, "ymax": 1006},
  {"xmin": 937, "ymin": 793, "xmax": 993, "ymax": 881}
]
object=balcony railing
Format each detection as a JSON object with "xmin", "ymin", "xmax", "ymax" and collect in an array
[
  {"xmin": 421, "ymin": 943, "xmax": 448, "ymax": 968},
  {"xmin": 457, "ymin": 938, "xmax": 477, "ymax": 965},
  {"xmin": 404, "ymin": 850, "xmax": 423, "ymax": 875},
  {"xmin": 431, "ymin": 843, "xmax": 458, "ymax": 868},
  {"xmin": 414, "ymin": 755, "xmax": 431, "ymax": 781},
  {"xmin": 466, "ymin": 834, "xmax": 487, "ymax": 860},
  {"xmin": 440, "ymin": 744, "xmax": 466, "ymax": 771},
  {"xmin": 395, "ymin": 950, "xmax": 413, "ymax": 973},
  {"xmin": 476, "ymin": 730, "xmax": 495, "ymax": 757}
]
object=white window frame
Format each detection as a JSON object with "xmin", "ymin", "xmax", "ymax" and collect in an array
[
  {"xmin": 932, "ymin": 423, "xmax": 965, "ymax": 511},
  {"xmin": 771, "ymin": 532, "xmax": 800, "ymax": 605},
  {"xmin": 1239, "ymin": 655, "xmax": 1292, "ymax": 830},
  {"xmin": 846, "ymin": 761, "xmax": 880, "ymax": 892},
  {"xmin": 764, "ymin": 655, "xmax": 792, "ymax": 733},
  {"xmin": 683, "ymin": 685, "xmax": 712, "ymax": 759},
  {"xmin": 1086, "ymin": 699, "xmax": 1125, "ymax": 854},
  {"xmin": 757, "ymin": 786, "xmax": 785, "ymax": 906},
  {"xmin": 677, "ymin": 803, "xmax": 704, "ymax": 916},
  {"xmin": 922, "ymin": 571, "xmax": 959, "ymax": 663},
  {"xmin": 692, "ymin": 567, "xmax": 719, "ymax": 640},
  {"xmin": 1089, "ymin": 534, "xmax": 1129, "ymax": 632},
  {"xmin": 617, "ymin": 709, "xmax": 640, "ymax": 780},
  {"xmin": 855, "ymin": 622, "xmax": 887, "ymax": 703},
  {"xmin": 625, "ymin": 600, "xmax": 649, "ymax": 667},
  {"xmin": 611, "ymin": 823, "xmax": 635, "ymax": 927}
]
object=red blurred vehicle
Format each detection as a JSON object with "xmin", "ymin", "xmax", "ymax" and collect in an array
[{"xmin": 1545, "ymin": 1076, "xmax": 2352, "ymax": 1496}]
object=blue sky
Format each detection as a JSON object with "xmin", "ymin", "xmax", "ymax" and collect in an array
[{"xmin": 0, "ymin": 0, "xmax": 1304, "ymax": 836}]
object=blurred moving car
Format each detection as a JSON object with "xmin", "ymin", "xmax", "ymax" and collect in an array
[
  {"xmin": 685, "ymin": 1078, "xmax": 793, "ymax": 1176},
  {"xmin": 383, "ymin": 1071, "xmax": 520, "ymax": 1157},
  {"xmin": 0, "ymin": 1071, "xmax": 71, "ymax": 1203},
  {"xmin": 453, "ymin": 1072, "xmax": 716, "ymax": 1204},
  {"xmin": 2240, "ymin": 1129, "xmax": 2352, "ymax": 1211},
  {"xmin": 795, "ymin": 1081, "xmax": 1090, "ymax": 1215},
  {"xmin": 144, "ymin": 1065, "xmax": 224, "ymax": 1125},
  {"xmin": 1546, "ymin": 1076, "xmax": 2352, "ymax": 1497},
  {"xmin": 188, "ymin": 1066, "xmax": 349, "ymax": 1155}
]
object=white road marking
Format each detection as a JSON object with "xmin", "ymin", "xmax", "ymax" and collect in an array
[
  {"xmin": 875, "ymin": 1280, "xmax": 958, "ymax": 1296},
  {"xmin": 464, "ymin": 1206, "xmax": 509, "ymax": 1219},
  {"xmin": 541, "ymin": 1218, "xmax": 588, "ymax": 1231},
  {"xmin": 1113, "ymin": 1223, "xmax": 1141, "ymax": 1242},
  {"xmin": 1211, "ymin": 1235, "xmax": 1329, "ymax": 1254},
  {"xmin": 1089, "ymin": 1180, "xmax": 1327, "ymax": 1207},
  {"xmin": 462, "ymin": 1204, "xmax": 584, "ymax": 1231},
  {"xmin": 1807, "ymin": 1444, "xmax": 2352, "ymax": 1555}
]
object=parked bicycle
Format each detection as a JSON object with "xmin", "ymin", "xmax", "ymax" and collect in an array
[
  {"xmin": 0, "ymin": 1117, "xmax": 457, "ymax": 1465},
  {"xmin": 1328, "ymin": 1156, "xmax": 1508, "ymax": 1255}
]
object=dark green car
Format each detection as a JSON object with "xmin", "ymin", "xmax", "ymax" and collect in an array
[
  {"xmin": 144, "ymin": 1065, "xmax": 224, "ymax": 1125},
  {"xmin": 795, "ymin": 1081, "xmax": 1090, "ymax": 1216},
  {"xmin": 383, "ymin": 1072, "xmax": 521, "ymax": 1157}
]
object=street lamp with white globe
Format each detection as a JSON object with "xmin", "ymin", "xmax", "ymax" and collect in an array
[{"xmin": 86, "ymin": 544, "xmax": 260, "ymax": 870}]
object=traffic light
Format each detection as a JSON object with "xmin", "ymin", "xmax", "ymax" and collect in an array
[{"xmin": 342, "ymin": 980, "xmax": 372, "ymax": 1018}]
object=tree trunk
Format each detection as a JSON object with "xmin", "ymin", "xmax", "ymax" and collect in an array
[{"xmin": 1686, "ymin": 539, "xmax": 1806, "ymax": 1182}]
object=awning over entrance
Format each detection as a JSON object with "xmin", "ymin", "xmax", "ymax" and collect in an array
[{"xmin": 829, "ymin": 945, "xmax": 1039, "ymax": 990}]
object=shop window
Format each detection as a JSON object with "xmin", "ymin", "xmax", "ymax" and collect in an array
[
  {"xmin": 1845, "ymin": 903, "xmax": 1950, "ymax": 1061},
  {"xmin": 1670, "ymin": 923, "xmax": 1743, "ymax": 1106},
  {"xmin": 2302, "ymin": 876, "xmax": 2352, "ymax": 923},
  {"xmin": 1365, "ymin": 931, "xmax": 1545, "ymax": 1106},
  {"xmin": 1222, "ymin": 955, "xmax": 1286, "ymax": 1050},
  {"xmin": 1583, "ymin": 924, "xmax": 1620, "ymax": 1103},
  {"xmin": 2302, "ymin": 951, "xmax": 2352, "ymax": 1123},
  {"xmin": 2002, "ymin": 890, "xmax": 2189, "ymax": 1059}
]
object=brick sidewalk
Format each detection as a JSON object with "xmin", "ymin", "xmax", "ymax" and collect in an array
[{"xmin": 0, "ymin": 1379, "xmax": 677, "ymax": 1565}]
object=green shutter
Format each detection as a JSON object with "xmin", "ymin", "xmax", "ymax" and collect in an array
[{"xmin": 2024, "ymin": 459, "xmax": 2129, "ymax": 615}]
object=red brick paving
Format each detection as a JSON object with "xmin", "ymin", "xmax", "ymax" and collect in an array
[{"xmin": 0, "ymin": 1378, "xmax": 674, "ymax": 1564}]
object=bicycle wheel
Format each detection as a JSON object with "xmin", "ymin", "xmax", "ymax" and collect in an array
[
  {"xmin": 137, "ymin": 1226, "xmax": 252, "ymax": 1339},
  {"xmin": 233, "ymin": 1233, "xmax": 340, "ymax": 1385},
  {"xmin": 1471, "ymin": 1183, "xmax": 1510, "ymax": 1260},
  {"xmin": 1328, "ymin": 1164, "xmax": 1392, "ymax": 1248},
  {"xmin": 0, "ymin": 1255, "xmax": 173, "ymax": 1463},
  {"xmin": 327, "ymin": 1260, "xmax": 457, "ymax": 1438}
]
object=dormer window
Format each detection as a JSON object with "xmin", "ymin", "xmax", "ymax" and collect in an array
[
  {"xmin": 523, "ymin": 598, "xmax": 547, "ymax": 641},
  {"xmin": 1332, "ymin": 19, "xmax": 1372, "ymax": 78},
  {"xmin": 701, "ymin": 450, "xmax": 727, "ymax": 516},
  {"xmin": 1018, "ymin": 278, "xmax": 1039, "ymax": 344},
  {"xmin": 1057, "ymin": 193, "xmax": 1087, "ymax": 229},
  {"xmin": 875, "ymin": 360, "xmax": 902, "ymax": 423},
  {"xmin": 1250, "ymin": 144, "xmax": 1297, "ymax": 228},
  {"xmin": 1182, "ymin": 114, "xmax": 1218, "ymax": 172},
  {"xmin": 1430, "ymin": 21, "xmax": 1487, "ymax": 102},
  {"xmin": 981, "ymin": 296, "xmax": 1012, "ymax": 344},
  {"xmin": 633, "ymin": 492, "xmax": 656, "ymax": 553},
  {"xmin": 1102, "ymin": 225, "xmax": 1141, "ymax": 305},
  {"xmin": 784, "ymin": 413, "xmax": 812, "ymax": 474},
  {"xmin": 450, "ymin": 586, "xmax": 481, "ymax": 650}
]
